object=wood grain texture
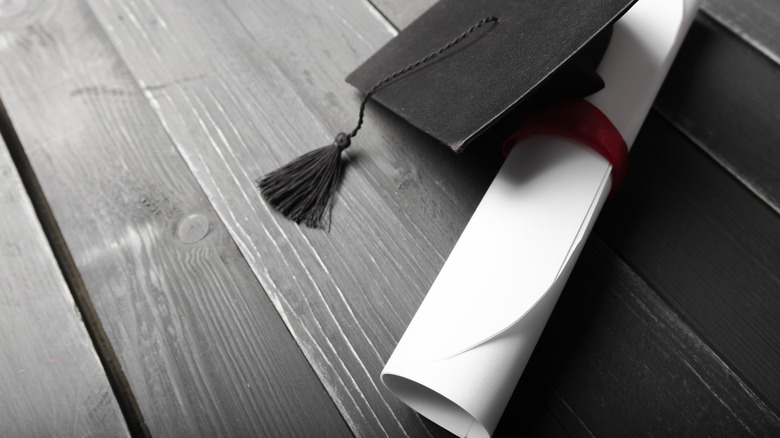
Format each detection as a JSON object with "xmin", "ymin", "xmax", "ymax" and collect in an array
[
  {"xmin": 656, "ymin": 14, "xmax": 780, "ymax": 213},
  {"xmin": 504, "ymin": 236, "xmax": 780, "ymax": 436},
  {"xmin": 703, "ymin": 0, "xmax": 780, "ymax": 64},
  {"xmin": 85, "ymin": 0, "xmax": 502, "ymax": 436},
  {"xmin": 598, "ymin": 113, "xmax": 780, "ymax": 413},
  {"xmin": 0, "ymin": 1, "xmax": 350, "ymax": 436},
  {"xmin": 0, "ymin": 137, "xmax": 129, "ymax": 437}
]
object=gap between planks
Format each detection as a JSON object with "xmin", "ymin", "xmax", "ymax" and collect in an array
[{"xmin": 0, "ymin": 100, "xmax": 150, "ymax": 438}]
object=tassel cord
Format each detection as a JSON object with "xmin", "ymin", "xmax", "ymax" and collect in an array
[
  {"xmin": 258, "ymin": 16, "xmax": 498, "ymax": 229},
  {"xmin": 347, "ymin": 16, "xmax": 499, "ymax": 141}
]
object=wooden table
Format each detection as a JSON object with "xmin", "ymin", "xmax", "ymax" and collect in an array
[{"xmin": 1, "ymin": 0, "xmax": 779, "ymax": 436}]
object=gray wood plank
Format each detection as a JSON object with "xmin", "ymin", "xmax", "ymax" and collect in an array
[
  {"xmin": 598, "ymin": 112, "xmax": 780, "ymax": 413},
  {"xmin": 506, "ymin": 236, "xmax": 780, "ymax": 436},
  {"xmin": 703, "ymin": 0, "xmax": 780, "ymax": 65},
  {"xmin": 0, "ymin": 135, "xmax": 129, "ymax": 436},
  {"xmin": 656, "ymin": 14, "xmax": 780, "ymax": 212},
  {"xmin": 85, "ymin": 0, "xmax": 499, "ymax": 436},
  {"xmin": 0, "ymin": 1, "xmax": 351, "ymax": 437}
]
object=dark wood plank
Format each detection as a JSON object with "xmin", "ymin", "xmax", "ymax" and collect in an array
[
  {"xmin": 0, "ymin": 1, "xmax": 351, "ymax": 436},
  {"xmin": 703, "ymin": 0, "xmax": 780, "ymax": 64},
  {"xmin": 0, "ymin": 137, "xmax": 129, "ymax": 436},
  {"xmin": 597, "ymin": 112, "xmax": 780, "ymax": 413},
  {"xmin": 506, "ymin": 236, "xmax": 780, "ymax": 436},
  {"xmin": 656, "ymin": 13, "xmax": 780, "ymax": 212},
  {"xmin": 85, "ymin": 0, "xmax": 505, "ymax": 435}
]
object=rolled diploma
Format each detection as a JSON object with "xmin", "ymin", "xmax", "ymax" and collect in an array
[{"xmin": 380, "ymin": 0, "xmax": 701, "ymax": 437}]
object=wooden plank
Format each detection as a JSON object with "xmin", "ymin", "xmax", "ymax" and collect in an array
[
  {"xmin": 0, "ymin": 1, "xmax": 351, "ymax": 436},
  {"xmin": 656, "ymin": 14, "xmax": 780, "ymax": 212},
  {"xmin": 0, "ymin": 136, "xmax": 129, "ymax": 436},
  {"xmin": 703, "ymin": 0, "xmax": 780, "ymax": 65},
  {"xmin": 396, "ymin": 230, "xmax": 779, "ymax": 436},
  {"xmin": 597, "ymin": 112, "xmax": 780, "ymax": 412},
  {"xmin": 511, "ymin": 236, "xmax": 780, "ymax": 436},
  {"xmin": 85, "ymin": 0, "xmax": 504, "ymax": 436}
]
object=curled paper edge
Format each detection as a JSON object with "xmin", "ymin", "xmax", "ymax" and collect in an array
[
  {"xmin": 381, "ymin": 0, "xmax": 701, "ymax": 436},
  {"xmin": 382, "ymin": 138, "xmax": 612, "ymax": 438}
]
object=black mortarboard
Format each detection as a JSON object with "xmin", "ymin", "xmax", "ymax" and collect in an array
[
  {"xmin": 257, "ymin": 0, "xmax": 637, "ymax": 229},
  {"xmin": 347, "ymin": 0, "xmax": 637, "ymax": 152}
]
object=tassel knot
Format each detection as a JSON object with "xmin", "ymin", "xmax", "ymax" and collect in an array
[{"xmin": 334, "ymin": 132, "xmax": 351, "ymax": 150}]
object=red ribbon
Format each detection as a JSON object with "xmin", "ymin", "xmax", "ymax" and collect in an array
[{"xmin": 503, "ymin": 99, "xmax": 628, "ymax": 197}]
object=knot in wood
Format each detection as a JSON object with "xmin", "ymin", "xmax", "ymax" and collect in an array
[{"xmin": 177, "ymin": 213, "xmax": 210, "ymax": 243}]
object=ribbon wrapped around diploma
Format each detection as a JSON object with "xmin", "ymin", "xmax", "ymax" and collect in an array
[{"xmin": 375, "ymin": 0, "xmax": 701, "ymax": 437}]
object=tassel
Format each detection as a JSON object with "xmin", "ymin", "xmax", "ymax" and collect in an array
[
  {"xmin": 257, "ymin": 16, "xmax": 498, "ymax": 229},
  {"xmin": 257, "ymin": 132, "xmax": 351, "ymax": 230}
]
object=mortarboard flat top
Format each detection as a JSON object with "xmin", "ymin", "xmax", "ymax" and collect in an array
[{"xmin": 346, "ymin": 0, "xmax": 637, "ymax": 152}]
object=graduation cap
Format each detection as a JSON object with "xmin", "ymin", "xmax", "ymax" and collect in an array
[{"xmin": 257, "ymin": 0, "xmax": 637, "ymax": 229}]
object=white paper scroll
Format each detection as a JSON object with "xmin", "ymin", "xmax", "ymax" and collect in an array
[{"xmin": 381, "ymin": 0, "xmax": 701, "ymax": 437}]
